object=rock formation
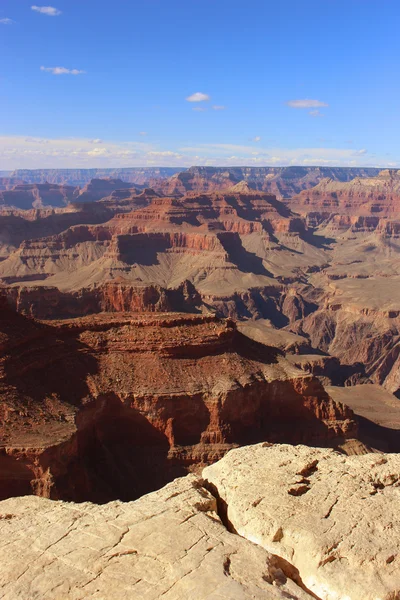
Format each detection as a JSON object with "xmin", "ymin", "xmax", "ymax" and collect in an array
[
  {"xmin": 1, "ymin": 443, "xmax": 400, "ymax": 599},
  {"xmin": 0, "ymin": 304, "xmax": 355, "ymax": 503},
  {"xmin": 152, "ymin": 166, "xmax": 381, "ymax": 199},
  {"xmin": 0, "ymin": 183, "xmax": 79, "ymax": 209},
  {"xmin": 76, "ymin": 178, "xmax": 135, "ymax": 202},
  {"xmin": 0, "ymin": 187, "xmax": 329, "ymax": 318},
  {"xmin": 287, "ymin": 169, "xmax": 400, "ymax": 218},
  {"xmin": 1, "ymin": 170, "xmax": 400, "ymax": 404},
  {"xmin": 0, "ymin": 177, "xmax": 26, "ymax": 191},
  {"xmin": 203, "ymin": 443, "xmax": 400, "ymax": 600},
  {"xmin": 0, "ymin": 472, "xmax": 314, "ymax": 600}
]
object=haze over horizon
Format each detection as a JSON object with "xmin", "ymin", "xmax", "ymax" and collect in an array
[{"xmin": 1, "ymin": 0, "xmax": 399, "ymax": 169}]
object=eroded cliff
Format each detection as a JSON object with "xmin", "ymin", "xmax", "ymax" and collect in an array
[{"xmin": 0, "ymin": 305, "xmax": 355, "ymax": 503}]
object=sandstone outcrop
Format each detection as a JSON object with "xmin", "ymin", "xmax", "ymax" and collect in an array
[
  {"xmin": 0, "ymin": 305, "xmax": 355, "ymax": 503},
  {"xmin": 1, "ymin": 443, "xmax": 400, "ymax": 600},
  {"xmin": 0, "ymin": 473, "xmax": 314, "ymax": 600},
  {"xmin": 204, "ymin": 443, "xmax": 400, "ymax": 600}
]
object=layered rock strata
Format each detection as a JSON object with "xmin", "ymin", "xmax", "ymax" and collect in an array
[
  {"xmin": 0, "ymin": 183, "xmax": 79, "ymax": 209},
  {"xmin": 151, "ymin": 166, "xmax": 381, "ymax": 199},
  {"xmin": 0, "ymin": 306, "xmax": 355, "ymax": 503}
]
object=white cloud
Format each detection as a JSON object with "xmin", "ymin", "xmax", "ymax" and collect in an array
[
  {"xmin": 139, "ymin": 131, "xmax": 147, "ymax": 136},
  {"xmin": 147, "ymin": 151, "xmax": 183, "ymax": 158},
  {"xmin": 212, "ymin": 105, "xmax": 226, "ymax": 110},
  {"xmin": 40, "ymin": 66, "xmax": 85, "ymax": 75},
  {"xmin": 186, "ymin": 92, "xmax": 210, "ymax": 102},
  {"xmin": 0, "ymin": 136, "xmax": 154, "ymax": 169},
  {"xmin": 0, "ymin": 135, "xmax": 395, "ymax": 170},
  {"xmin": 286, "ymin": 99, "xmax": 329, "ymax": 109},
  {"xmin": 192, "ymin": 107, "xmax": 207, "ymax": 112},
  {"xmin": 253, "ymin": 136, "xmax": 262, "ymax": 142},
  {"xmin": 87, "ymin": 148, "xmax": 108, "ymax": 157},
  {"xmin": 0, "ymin": 18, "xmax": 14, "ymax": 24},
  {"xmin": 31, "ymin": 5, "xmax": 62, "ymax": 16},
  {"xmin": 89, "ymin": 139, "xmax": 103, "ymax": 144},
  {"xmin": 309, "ymin": 110, "xmax": 324, "ymax": 117},
  {"xmin": 178, "ymin": 142, "xmax": 393, "ymax": 168}
]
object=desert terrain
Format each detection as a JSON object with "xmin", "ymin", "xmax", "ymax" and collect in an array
[{"xmin": 1, "ymin": 166, "xmax": 400, "ymax": 599}]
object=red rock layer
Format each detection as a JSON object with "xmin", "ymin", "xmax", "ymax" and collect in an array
[
  {"xmin": 0, "ymin": 306, "xmax": 356, "ymax": 503},
  {"xmin": 288, "ymin": 170, "xmax": 400, "ymax": 219}
]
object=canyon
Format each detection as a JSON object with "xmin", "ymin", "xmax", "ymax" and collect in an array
[
  {"xmin": 0, "ymin": 302, "xmax": 355, "ymax": 503},
  {"xmin": 7, "ymin": 166, "xmax": 381, "ymax": 196},
  {"xmin": 1, "ymin": 172, "xmax": 400, "ymax": 398},
  {"xmin": 1, "ymin": 167, "xmax": 400, "ymax": 600}
]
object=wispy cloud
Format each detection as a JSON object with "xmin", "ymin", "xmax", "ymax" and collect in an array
[
  {"xmin": 212, "ymin": 105, "xmax": 226, "ymax": 110},
  {"xmin": 286, "ymin": 99, "xmax": 329, "ymax": 109},
  {"xmin": 186, "ymin": 92, "xmax": 210, "ymax": 102},
  {"xmin": 0, "ymin": 18, "xmax": 14, "ymax": 24},
  {"xmin": 87, "ymin": 147, "xmax": 109, "ymax": 157},
  {"xmin": 0, "ymin": 135, "xmax": 393, "ymax": 170},
  {"xmin": 253, "ymin": 136, "xmax": 262, "ymax": 142},
  {"xmin": 31, "ymin": 5, "xmax": 62, "ymax": 16},
  {"xmin": 89, "ymin": 139, "xmax": 103, "ymax": 144},
  {"xmin": 139, "ymin": 131, "xmax": 147, "ymax": 136},
  {"xmin": 309, "ymin": 109, "xmax": 324, "ymax": 117},
  {"xmin": 192, "ymin": 107, "xmax": 207, "ymax": 112},
  {"xmin": 40, "ymin": 66, "xmax": 85, "ymax": 75},
  {"xmin": 147, "ymin": 151, "xmax": 183, "ymax": 159}
]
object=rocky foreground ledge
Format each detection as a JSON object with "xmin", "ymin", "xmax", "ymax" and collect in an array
[{"xmin": 0, "ymin": 444, "xmax": 399, "ymax": 600}]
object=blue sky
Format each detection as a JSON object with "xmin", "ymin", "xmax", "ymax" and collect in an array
[{"xmin": 1, "ymin": 0, "xmax": 399, "ymax": 169}]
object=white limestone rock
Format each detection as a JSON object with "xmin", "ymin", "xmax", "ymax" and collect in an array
[
  {"xmin": 203, "ymin": 443, "xmax": 400, "ymax": 600},
  {"xmin": 0, "ymin": 474, "xmax": 312, "ymax": 600}
]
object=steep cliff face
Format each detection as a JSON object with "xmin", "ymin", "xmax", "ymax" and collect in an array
[
  {"xmin": 291, "ymin": 291, "xmax": 400, "ymax": 395},
  {"xmin": 76, "ymin": 178, "xmax": 134, "ymax": 202},
  {"xmin": 1, "ymin": 280, "xmax": 202, "ymax": 318},
  {"xmin": 0, "ymin": 183, "xmax": 79, "ymax": 209},
  {"xmin": 0, "ymin": 307, "xmax": 355, "ymax": 503}
]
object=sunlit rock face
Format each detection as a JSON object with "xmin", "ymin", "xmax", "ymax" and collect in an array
[{"xmin": 0, "ymin": 304, "xmax": 355, "ymax": 503}]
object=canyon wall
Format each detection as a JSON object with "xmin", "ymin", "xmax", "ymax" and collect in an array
[{"xmin": 0, "ymin": 306, "xmax": 355, "ymax": 503}]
